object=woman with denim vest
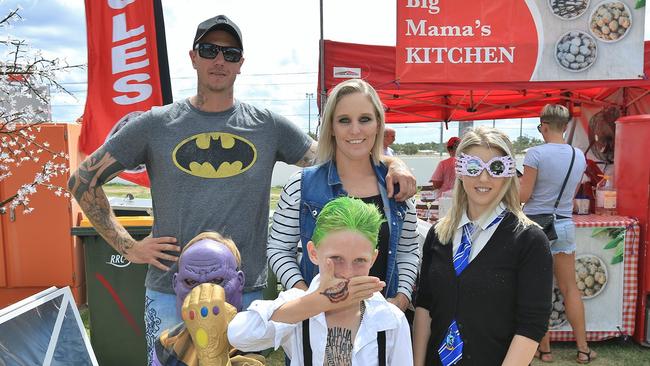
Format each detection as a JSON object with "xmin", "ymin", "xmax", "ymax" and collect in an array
[{"xmin": 267, "ymin": 79, "xmax": 419, "ymax": 312}]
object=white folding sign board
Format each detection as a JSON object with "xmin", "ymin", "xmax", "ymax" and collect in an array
[{"xmin": 0, "ymin": 287, "xmax": 98, "ymax": 366}]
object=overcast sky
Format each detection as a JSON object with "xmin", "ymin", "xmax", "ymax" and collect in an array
[{"xmin": 2, "ymin": 0, "xmax": 649, "ymax": 144}]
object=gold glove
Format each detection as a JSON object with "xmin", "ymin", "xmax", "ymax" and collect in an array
[{"xmin": 182, "ymin": 283, "xmax": 237, "ymax": 366}]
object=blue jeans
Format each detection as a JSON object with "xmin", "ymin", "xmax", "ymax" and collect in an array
[
  {"xmin": 242, "ymin": 289, "xmax": 264, "ymax": 309},
  {"xmin": 144, "ymin": 288, "xmax": 265, "ymax": 365},
  {"xmin": 550, "ymin": 218, "xmax": 576, "ymax": 255},
  {"xmin": 144, "ymin": 289, "xmax": 180, "ymax": 366}
]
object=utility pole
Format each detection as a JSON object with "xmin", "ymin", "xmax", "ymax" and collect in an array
[
  {"xmin": 439, "ymin": 122, "xmax": 443, "ymax": 156},
  {"xmin": 306, "ymin": 93, "xmax": 314, "ymax": 135}
]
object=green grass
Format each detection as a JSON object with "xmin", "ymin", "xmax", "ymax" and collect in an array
[
  {"xmin": 531, "ymin": 339, "xmax": 650, "ymax": 366},
  {"xmin": 268, "ymin": 340, "xmax": 650, "ymax": 365},
  {"xmin": 267, "ymin": 339, "xmax": 650, "ymax": 365},
  {"xmin": 103, "ymin": 183, "xmax": 151, "ymax": 199},
  {"xmin": 104, "ymin": 183, "xmax": 284, "ymax": 208},
  {"xmin": 75, "ymin": 308, "xmax": 650, "ymax": 366},
  {"xmin": 79, "ymin": 305, "xmax": 90, "ymax": 338},
  {"xmin": 270, "ymin": 186, "xmax": 282, "ymax": 209},
  {"xmin": 266, "ymin": 349, "xmax": 286, "ymax": 365}
]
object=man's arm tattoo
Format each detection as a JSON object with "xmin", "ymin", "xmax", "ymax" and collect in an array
[
  {"xmin": 320, "ymin": 279, "xmax": 350, "ymax": 303},
  {"xmin": 294, "ymin": 141, "xmax": 317, "ymax": 167},
  {"xmin": 68, "ymin": 147, "xmax": 135, "ymax": 255}
]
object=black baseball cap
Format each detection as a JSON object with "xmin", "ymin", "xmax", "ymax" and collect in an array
[{"xmin": 193, "ymin": 15, "xmax": 243, "ymax": 50}]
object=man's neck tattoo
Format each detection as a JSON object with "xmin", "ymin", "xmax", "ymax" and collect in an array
[{"xmin": 320, "ymin": 279, "xmax": 350, "ymax": 303}]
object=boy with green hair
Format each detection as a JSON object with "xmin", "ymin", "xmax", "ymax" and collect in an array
[{"xmin": 228, "ymin": 197, "xmax": 413, "ymax": 365}]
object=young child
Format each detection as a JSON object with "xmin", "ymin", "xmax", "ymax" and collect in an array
[
  {"xmin": 228, "ymin": 197, "xmax": 413, "ymax": 365},
  {"xmin": 152, "ymin": 231, "xmax": 264, "ymax": 366}
]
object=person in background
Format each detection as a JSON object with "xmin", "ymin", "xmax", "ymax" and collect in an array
[
  {"xmin": 383, "ymin": 127, "xmax": 396, "ymax": 156},
  {"xmin": 429, "ymin": 136, "xmax": 460, "ymax": 196},
  {"xmin": 230, "ymin": 197, "xmax": 413, "ymax": 365},
  {"xmin": 414, "ymin": 126, "xmax": 553, "ymax": 366},
  {"xmin": 520, "ymin": 104, "xmax": 593, "ymax": 364},
  {"xmin": 267, "ymin": 79, "xmax": 420, "ymax": 313}
]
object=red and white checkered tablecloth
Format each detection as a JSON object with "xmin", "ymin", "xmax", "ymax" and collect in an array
[
  {"xmin": 571, "ymin": 214, "xmax": 638, "ymax": 228},
  {"xmin": 550, "ymin": 215, "xmax": 639, "ymax": 341}
]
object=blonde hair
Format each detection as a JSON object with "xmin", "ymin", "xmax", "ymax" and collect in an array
[
  {"xmin": 317, "ymin": 79, "xmax": 385, "ymax": 165},
  {"xmin": 540, "ymin": 104, "xmax": 570, "ymax": 133},
  {"xmin": 435, "ymin": 126, "xmax": 535, "ymax": 244},
  {"xmin": 181, "ymin": 231, "xmax": 241, "ymax": 268}
]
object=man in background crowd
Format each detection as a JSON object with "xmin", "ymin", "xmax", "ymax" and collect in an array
[
  {"xmin": 429, "ymin": 136, "xmax": 460, "ymax": 195},
  {"xmin": 384, "ymin": 127, "xmax": 396, "ymax": 156}
]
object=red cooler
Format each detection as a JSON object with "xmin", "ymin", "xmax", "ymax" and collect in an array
[{"xmin": 615, "ymin": 115, "xmax": 650, "ymax": 344}]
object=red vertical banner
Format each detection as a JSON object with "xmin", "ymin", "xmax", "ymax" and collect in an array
[
  {"xmin": 396, "ymin": 0, "xmax": 539, "ymax": 83},
  {"xmin": 81, "ymin": 0, "xmax": 171, "ymax": 186}
]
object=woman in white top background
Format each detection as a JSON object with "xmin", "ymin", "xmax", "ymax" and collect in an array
[{"xmin": 520, "ymin": 104, "xmax": 593, "ymax": 363}]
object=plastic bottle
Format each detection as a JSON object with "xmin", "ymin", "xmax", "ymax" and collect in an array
[
  {"xmin": 595, "ymin": 175, "xmax": 617, "ymax": 215},
  {"xmin": 438, "ymin": 191, "xmax": 453, "ymax": 218}
]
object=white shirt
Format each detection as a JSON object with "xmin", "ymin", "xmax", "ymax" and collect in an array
[
  {"xmin": 227, "ymin": 275, "xmax": 413, "ymax": 366},
  {"xmin": 452, "ymin": 204, "xmax": 507, "ymax": 263},
  {"xmin": 383, "ymin": 146, "xmax": 394, "ymax": 156}
]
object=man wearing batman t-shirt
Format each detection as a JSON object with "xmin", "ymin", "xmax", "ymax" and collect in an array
[{"xmin": 68, "ymin": 15, "xmax": 416, "ymax": 364}]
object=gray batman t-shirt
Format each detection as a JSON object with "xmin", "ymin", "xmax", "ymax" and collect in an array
[{"xmin": 104, "ymin": 99, "xmax": 312, "ymax": 293}]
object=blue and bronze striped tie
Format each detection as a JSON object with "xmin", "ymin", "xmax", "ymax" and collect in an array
[{"xmin": 438, "ymin": 211, "xmax": 506, "ymax": 366}]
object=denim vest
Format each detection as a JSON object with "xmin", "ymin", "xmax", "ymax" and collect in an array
[{"xmin": 299, "ymin": 160, "xmax": 407, "ymax": 298}]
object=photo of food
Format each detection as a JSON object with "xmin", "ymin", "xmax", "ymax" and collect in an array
[
  {"xmin": 548, "ymin": 0, "xmax": 590, "ymax": 20},
  {"xmin": 549, "ymin": 286, "xmax": 568, "ymax": 329},
  {"xmin": 589, "ymin": 1, "xmax": 632, "ymax": 42},
  {"xmin": 576, "ymin": 254, "xmax": 608, "ymax": 299},
  {"xmin": 555, "ymin": 31, "xmax": 598, "ymax": 72}
]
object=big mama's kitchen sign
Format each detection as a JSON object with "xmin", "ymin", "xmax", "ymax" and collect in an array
[{"xmin": 396, "ymin": 0, "xmax": 646, "ymax": 82}]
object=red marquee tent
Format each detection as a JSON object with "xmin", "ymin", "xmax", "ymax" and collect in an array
[
  {"xmin": 319, "ymin": 39, "xmax": 650, "ymax": 345},
  {"xmin": 318, "ymin": 40, "xmax": 650, "ymax": 123}
]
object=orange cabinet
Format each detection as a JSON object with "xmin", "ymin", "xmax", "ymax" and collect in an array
[{"xmin": 0, "ymin": 123, "xmax": 85, "ymax": 307}]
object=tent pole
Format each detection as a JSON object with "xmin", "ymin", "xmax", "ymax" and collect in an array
[
  {"xmin": 318, "ymin": 0, "xmax": 325, "ymax": 135},
  {"xmin": 439, "ymin": 123, "xmax": 443, "ymax": 156}
]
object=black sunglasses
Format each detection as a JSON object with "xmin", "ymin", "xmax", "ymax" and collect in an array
[
  {"xmin": 195, "ymin": 43, "xmax": 243, "ymax": 62},
  {"xmin": 537, "ymin": 121, "xmax": 549, "ymax": 132}
]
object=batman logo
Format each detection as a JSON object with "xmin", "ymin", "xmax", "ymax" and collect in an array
[{"xmin": 172, "ymin": 132, "xmax": 257, "ymax": 178}]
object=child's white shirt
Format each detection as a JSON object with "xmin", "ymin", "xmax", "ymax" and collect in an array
[{"xmin": 227, "ymin": 274, "xmax": 413, "ymax": 366}]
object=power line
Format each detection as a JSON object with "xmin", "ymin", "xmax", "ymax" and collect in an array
[
  {"xmin": 56, "ymin": 71, "xmax": 317, "ymax": 85},
  {"xmin": 172, "ymin": 71, "xmax": 317, "ymax": 78},
  {"xmin": 56, "ymin": 81, "xmax": 316, "ymax": 94}
]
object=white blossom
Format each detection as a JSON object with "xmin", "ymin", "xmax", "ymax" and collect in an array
[{"xmin": 0, "ymin": 8, "xmax": 78, "ymax": 215}]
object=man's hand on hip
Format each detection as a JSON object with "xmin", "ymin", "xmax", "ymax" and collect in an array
[{"xmin": 124, "ymin": 236, "xmax": 179, "ymax": 271}]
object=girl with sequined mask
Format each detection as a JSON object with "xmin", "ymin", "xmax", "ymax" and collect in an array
[{"xmin": 413, "ymin": 126, "xmax": 553, "ymax": 366}]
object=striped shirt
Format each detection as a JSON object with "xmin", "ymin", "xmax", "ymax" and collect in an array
[{"xmin": 267, "ymin": 172, "xmax": 421, "ymax": 300}]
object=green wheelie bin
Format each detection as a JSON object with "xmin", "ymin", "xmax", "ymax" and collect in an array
[{"xmin": 72, "ymin": 216, "xmax": 152, "ymax": 366}]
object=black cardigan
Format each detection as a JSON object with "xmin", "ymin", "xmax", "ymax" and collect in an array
[{"xmin": 415, "ymin": 212, "xmax": 553, "ymax": 366}]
